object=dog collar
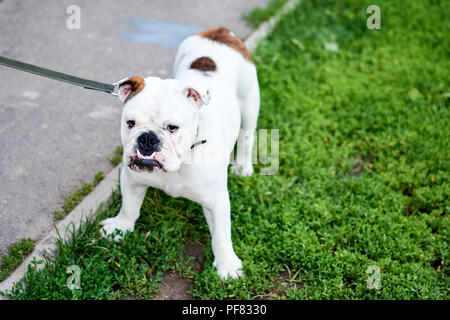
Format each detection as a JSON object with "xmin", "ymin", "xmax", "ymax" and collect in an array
[
  {"xmin": 191, "ymin": 123, "xmax": 207, "ymax": 149},
  {"xmin": 190, "ymin": 139, "xmax": 207, "ymax": 149}
]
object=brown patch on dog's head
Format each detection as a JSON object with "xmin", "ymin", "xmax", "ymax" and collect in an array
[
  {"xmin": 118, "ymin": 76, "xmax": 145, "ymax": 104},
  {"xmin": 196, "ymin": 27, "xmax": 253, "ymax": 63},
  {"xmin": 190, "ymin": 57, "xmax": 217, "ymax": 72}
]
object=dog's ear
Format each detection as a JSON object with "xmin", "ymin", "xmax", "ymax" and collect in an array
[
  {"xmin": 182, "ymin": 86, "xmax": 211, "ymax": 108},
  {"xmin": 117, "ymin": 76, "xmax": 145, "ymax": 103}
]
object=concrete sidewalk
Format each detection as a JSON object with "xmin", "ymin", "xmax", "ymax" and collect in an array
[{"xmin": 0, "ymin": 0, "xmax": 268, "ymax": 255}]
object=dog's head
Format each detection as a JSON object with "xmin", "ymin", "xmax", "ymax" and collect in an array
[{"xmin": 117, "ymin": 76, "xmax": 210, "ymax": 173}]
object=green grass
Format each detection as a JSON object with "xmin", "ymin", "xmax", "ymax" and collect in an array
[
  {"xmin": 108, "ymin": 146, "xmax": 123, "ymax": 166},
  {"xmin": 243, "ymin": 0, "xmax": 289, "ymax": 28},
  {"xmin": 0, "ymin": 239, "xmax": 35, "ymax": 282},
  {"xmin": 54, "ymin": 171, "xmax": 104, "ymax": 220},
  {"xmin": 2, "ymin": 0, "xmax": 449, "ymax": 299}
]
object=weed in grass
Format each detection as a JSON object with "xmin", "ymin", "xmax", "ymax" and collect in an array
[
  {"xmin": 108, "ymin": 146, "xmax": 123, "ymax": 166},
  {"xmin": 0, "ymin": 238, "xmax": 35, "ymax": 282},
  {"xmin": 54, "ymin": 171, "xmax": 105, "ymax": 220},
  {"xmin": 93, "ymin": 171, "xmax": 105, "ymax": 185}
]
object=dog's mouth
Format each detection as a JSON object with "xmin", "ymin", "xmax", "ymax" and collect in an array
[{"xmin": 129, "ymin": 150, "xmax": 164, "ymax": 172}]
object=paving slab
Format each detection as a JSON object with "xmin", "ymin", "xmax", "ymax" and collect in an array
[{"xmin": 0, "ymin": 0, "xmax": 268, "ymax": 255}]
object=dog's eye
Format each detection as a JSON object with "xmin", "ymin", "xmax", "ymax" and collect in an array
[
  {"xmin": 167, "ymin": 124, "xmax": 179, "ymax": 133},
  {"xmin": 127, "ymin": 120, "xmax": 135, "ymax": 129}
]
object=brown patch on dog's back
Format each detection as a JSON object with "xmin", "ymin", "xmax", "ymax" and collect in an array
[
  {"xmin": 190, "ymin": 56, "xmax": 217, "ymax": 72},
  {"xmin": 121, "ymin": 76, "xmax": 145, "ymax": 104},
  {"xmin": 196, "ymin": 27, "xmax": 253, "ymax": 62}
]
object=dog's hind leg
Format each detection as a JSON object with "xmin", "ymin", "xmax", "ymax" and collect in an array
[{"xmin": 231, "ymin": 68, "xmax": 260, "ymax": 176}]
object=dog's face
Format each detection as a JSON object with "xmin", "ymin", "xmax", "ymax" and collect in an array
[{"xmin": 118, "ymin": 76, "xmax": 210, "ymax": 173}]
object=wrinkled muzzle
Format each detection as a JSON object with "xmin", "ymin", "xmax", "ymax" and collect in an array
[{"xmin": 124, "ymin": 127, "xmax": 181, "ymax": 173}]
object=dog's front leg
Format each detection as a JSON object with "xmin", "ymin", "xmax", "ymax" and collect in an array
[
  {"xmin": 202, "ymin": 191, "xmax": 243, "ymax": 279},
  {"xmin": 100, "ymin": 168, "xmax": 147, "ymax": 241}
]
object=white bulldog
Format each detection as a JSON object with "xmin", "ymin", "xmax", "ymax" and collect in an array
[{"xmin": 100, "ymin": 27, "xmax": 260, "ymax": 279}]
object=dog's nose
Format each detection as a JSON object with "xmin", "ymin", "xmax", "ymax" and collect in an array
[{"xmin": 137, "ymin": 131, "xmax": 160, "ymax": 156}]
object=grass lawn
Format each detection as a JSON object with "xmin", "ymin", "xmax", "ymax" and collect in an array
[{"xmin": 2, "ymin": 0, "xmax": 448, "ymax": 299}]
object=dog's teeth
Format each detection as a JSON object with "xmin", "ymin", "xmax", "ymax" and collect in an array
[{"xmin": 135, "ymin": 149, "xmax": 155, "ymax": 159}]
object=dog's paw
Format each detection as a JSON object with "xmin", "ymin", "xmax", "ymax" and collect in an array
[
  {"xmin": 99, "ymin": 217, "xmax": 135, "ymax": 242},
  {"xmin": 214, "ymin": 256, "xmax": 243, "ymax": 280},
  {"xmin": 231, "ymin": 164, "xmax": 253, "ymax": 177}
]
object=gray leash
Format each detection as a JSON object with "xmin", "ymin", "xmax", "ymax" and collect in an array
[
  {"xmin": 0, "ymin": 55, "xmax": 208, "ymax": 149},
  {"xmin": 0, "ymin": 55, "xmax": 118, "ymax": 96}
]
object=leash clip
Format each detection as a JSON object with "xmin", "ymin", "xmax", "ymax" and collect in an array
[{"xmin": 111, "ymin": 77, "xmax": 133, "ymax": 97}]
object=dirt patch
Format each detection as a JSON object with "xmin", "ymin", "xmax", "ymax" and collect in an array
[
  {"xmin": 183, "ymin": 242, "xmax": 205, "ymax": 271},
  {"xmin": 153, "ymin": 273, "xmax": 195, "ymax": 300},
  {"xmin": 275, "ymin": 271, "xmax": 303, "ymax": 291},
  {"xmin": 153, "ymin": 243, "xmax": 205, "ymax": 300},
  {"xmin": 254, "ymin": 270, "xmax": 304, "ymax": 299}
]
